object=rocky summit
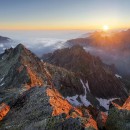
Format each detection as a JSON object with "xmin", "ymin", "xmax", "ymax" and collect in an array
[{"xmin": 0, "ymin": 44, "xmax": 129, "ymax": 130}]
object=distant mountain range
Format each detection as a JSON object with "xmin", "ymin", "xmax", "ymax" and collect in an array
[
  {"xmin": 66, "ymin": 29, "xmax": 130, "ymax": 77},
  {"xmin": 0, "ymin": 36, "xmax": 13, "ymax": 54},
  {"xmin": 0, "ymin": 36, "xmax": 11, "ymax": 43},
  {"xmin": 0, "ymin": 44, "xmax": 129, "ymax": 130}
]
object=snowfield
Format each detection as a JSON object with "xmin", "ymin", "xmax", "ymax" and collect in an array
[{"xmin": 66, "ymin": 79, "xmax": 91, "ymax": 107}]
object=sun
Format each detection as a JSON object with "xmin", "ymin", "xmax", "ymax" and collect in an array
[{"xmin": 103, "ymin": 25, "xmax": 109, "ymax": 31}]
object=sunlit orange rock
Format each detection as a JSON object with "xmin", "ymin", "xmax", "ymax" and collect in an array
[
  {"xmin": 122, "ymin": 96, "xmax": 130, "ymax": 110},
  {"xmin": 96, "ymin": 112, "xmax": 107, "ymax": 129},
  {"xmin": 0, "ymin": 103, "xmax": 10, "ymax": 121},
  {"xmin": 111, "ymin": 96, "xmax": 130, "ymax": 110},
  {"xmin": 26, "ymin": 67, "xmax": 43, "ymax": 88},
  {"xmin": 46, "ymin": 88, "xmax": 82, "ymax": 117},
  {"xmin": 46, "ymin": 88, "xmax": 98, "ymax": 129},
  {"xmin": 84, "ymin": 117, "xmax": 98, "ymax": 130}
]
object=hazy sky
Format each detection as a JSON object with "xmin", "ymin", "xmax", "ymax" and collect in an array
[{"xmin": 0, "ymin": 0, "xmax": 130, "ymax": 30}]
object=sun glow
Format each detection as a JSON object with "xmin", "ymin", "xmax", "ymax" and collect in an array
[{"xmin": 103, "ymin": 25, "xmax": 109, "ymax": 31}]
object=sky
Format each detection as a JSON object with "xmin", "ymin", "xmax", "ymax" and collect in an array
[{"xmin": 0, "ymin": 0, "xmax": 130, "ymax": 30}]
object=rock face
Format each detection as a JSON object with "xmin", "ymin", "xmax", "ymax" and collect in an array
[
  {"xmin": 42, "ymin": 45, "xmax": 128, "ymax": 110},
  {"xmin": 106, "ymin": 96, "xmax": 130, "ymax": 130},
  {"xmin": 96, "ymin": 112, "xmax": 107, "ymax": 130},
  {"xmin": 0, "ymin": 103, "xmax": 10, "ymax": 121}
]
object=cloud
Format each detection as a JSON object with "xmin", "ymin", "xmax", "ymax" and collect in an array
[
  {"xmin": 0, "ymin": 44, "xmax": 4, "ymax": 48},
  {"xmin": 11, "ymin": 37, "xmax": 66, "ymax": 56}
]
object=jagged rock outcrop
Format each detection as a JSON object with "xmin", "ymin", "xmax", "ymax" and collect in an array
[
  {"xmin": 106, "ymin": 96, "xmax": 130, "ymax": 130},
  {"xmin": 42, "ymin": 45, "xmax": 128, "ymax": 110},
  {"xmin": 96, "ymin": 112, "xmax": 107, "ymax": 130},
  {"xmin": 0, "ymin": 103, "xmax": 10, "ymax": 121}
]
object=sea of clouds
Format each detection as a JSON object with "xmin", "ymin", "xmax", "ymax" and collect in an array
[{"xmin": 0, "ymin": 30, "xmax": 88, "ymax": 56}]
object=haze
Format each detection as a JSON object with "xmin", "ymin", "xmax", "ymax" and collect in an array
[{"xmin": 0, "ymin": 0, "xmax": 130, "ymax": 30}]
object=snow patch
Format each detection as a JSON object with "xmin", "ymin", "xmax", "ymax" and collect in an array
[
  {"xmin": 115, "ymin": 74, "xmax": 122, "ymax": 79},
  {"xmin": 96, "ymin": 98, "xmax": 119, "ymax": 110},
  {"xmin": 0, "ymin": 82, "xmax": 5, "ymax": 86},
  {"xmin": 86, "ymin": 81, "xmax": 90, "ymax": 93},
  {"xmin": 0, "ymin": 77, "xmax": 4, "ymax": 82},
  {"xmin": 66, "ymin": 79, "xmax": 91, "ymax": 107},
  {"xmin": 0, "ymin": 76, "xmax": 5, "ymax": 86},
  {"xmin": 66, "ymin": 95, "xmax": 81, "ymax": 106},
  {"xmin": 80, "ymin": 79, "xmax": 91, "ymax": 106},
  {"xmin": 11, "ymin": 45, "xmax": 15, "ymax": 48}
]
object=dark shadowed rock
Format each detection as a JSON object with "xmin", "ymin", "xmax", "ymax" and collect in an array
[
  {"xmin": 96, "ymin": 112, "xmax": 107, "ymax": 130},
  {"xmin": 42, "ymin": 45, "xmax": 128, "ymax": 100},
  {"xmin": 106, "ymin": 96, "xmax": 130, "ymax": 130}
]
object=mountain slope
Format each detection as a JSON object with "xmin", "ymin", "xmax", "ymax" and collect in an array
[
  {"xmin": 42, "ymin": 45, "xmax": 128, "ymax": 110},
  {"xmin": 42, "ymin": 45, "xmax": 127, "ymax": 98}
]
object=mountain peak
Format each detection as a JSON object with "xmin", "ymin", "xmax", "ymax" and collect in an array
[
  {"xmin": 16, "ymin": 43, "xmax": 25, "ymax": 49},
  {"xmin": 15, "ymin": 43, "xmax": 26, "ymax": 52},
  {"xmin": 71, "ymin": 45, "xmax": 84, "ymax": 50}
]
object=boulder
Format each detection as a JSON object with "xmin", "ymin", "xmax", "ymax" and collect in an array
[{"xmin": 106, "ymin": 96, "xmax": 130, "ymax": 130}]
